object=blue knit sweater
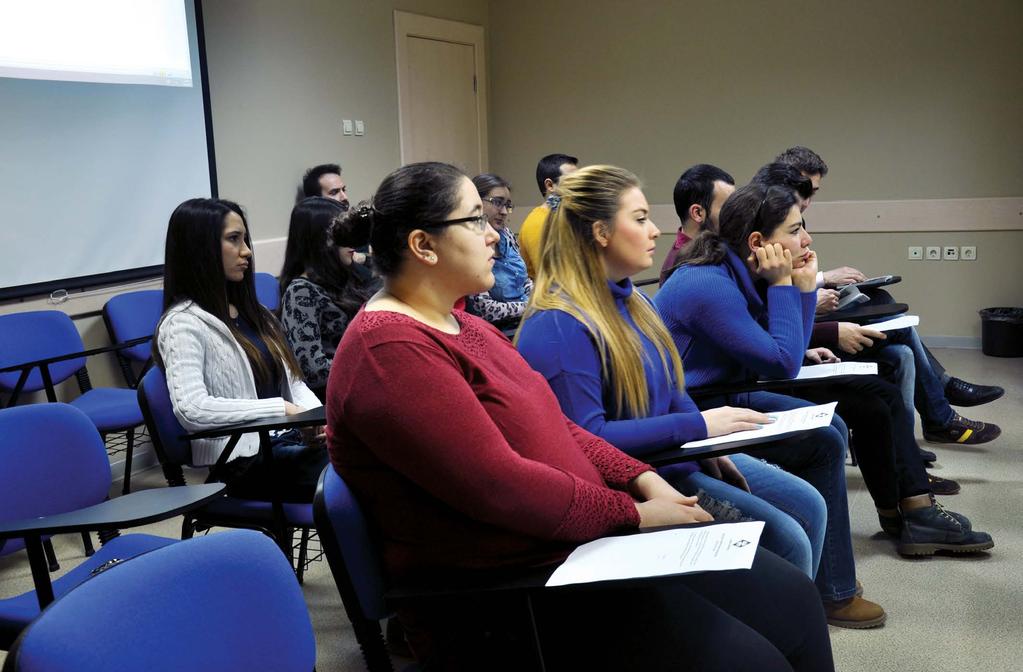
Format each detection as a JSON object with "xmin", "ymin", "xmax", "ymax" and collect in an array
[
  {"xmin": 517, "ymin": 279, "xmax": 707, "ymax": 477},
  {"xmin": 653, "ymin": 248, "xmax": 817, "ymax": 388}
]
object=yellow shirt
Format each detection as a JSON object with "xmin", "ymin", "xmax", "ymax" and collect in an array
[{"xmin": 518, "ymin": 205, "xmax": 548, "ymax": 278}]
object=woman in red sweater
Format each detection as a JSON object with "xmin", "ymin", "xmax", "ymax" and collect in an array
[{"xmin": 325, "ymin": 162, "xmax": 834, "ymax": 672}]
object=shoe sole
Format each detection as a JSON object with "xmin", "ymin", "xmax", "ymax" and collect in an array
[
  {"xmin": 827, "ymin": 614, "xmax": 887, "ymax": 629},
  {"xmin": 897, "ymin": 540, "xmax": 994, "ymax": 556}
]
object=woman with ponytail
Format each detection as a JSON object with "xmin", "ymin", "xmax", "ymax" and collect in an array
[
  {"xmin": 517, "ymin": 164, "xmax": 828, "ymax": 581},
  {"xmin": 155, "ymin": 198, "xmax": 326, "ymax": 503},
  {"xmin": 325, "ymin": 162, "xmax": 834, "ymax": 671}
]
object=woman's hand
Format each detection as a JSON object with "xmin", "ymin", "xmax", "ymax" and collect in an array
[
  {"xmin": 748, "ymin": 243, "xmax": 792, "ymax": 286},
  {"xmin": 628, "ymin": 470, "xmax": 683, "ymax": 501},
  {"xmin": 636, "ymin": 496, "xmax": 713, "ymax": 527},
  {"xmin": 815, "ymin": 288, "xmax": 840, "ymax": 315},
  {"xmin": 700, "ymin": 456, "xmax": 751, "ymax": 492},
  {"xmin": 300, "ymin": 425, "xmax": 327, "ymax": 448},
  {"xmin": 284, "ymin": 401, "xmax": 305, "ymax": 416},
  {"xmin": 700, "ymin": 406, "xmax": 774, "ymax": 438},
  {"xmin": 790, "ymin": 250, "xmax": 820, "ymax": 292},
  {"xmin": 804, "ymin": 347, "xmax": 841, "ymax": 364},
  {"xmin": 836, "ymin": 323, "xmax": 887, "ymax": 354}
]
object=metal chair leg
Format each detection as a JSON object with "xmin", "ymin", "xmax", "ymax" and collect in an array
[
  {"xmin": 43, "ymin": 539, "xmax": 60, "ymax": 572},
  {"xmin": 97, "ymin": 528, "xmax": 120, "ymax": 546},
  {"xmin": 296, "ymin": 528, "xmax": 310, "ymax": 585},
  {"xmin": 121, "ymin": 427, "xmax": 136, "ymax": 495},
  {"xmin": 81, "ymin": 531, "xmax": 95, "ymax": 557}
]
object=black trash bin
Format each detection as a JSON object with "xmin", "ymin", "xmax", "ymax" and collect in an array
[{"xmin": 979, "ymin": 307, "xmax": 1023, "ymax": 357}]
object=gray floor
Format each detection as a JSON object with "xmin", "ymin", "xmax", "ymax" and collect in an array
[{"xmin": 1, "ymin": 347, "xmax": 1020, "ymax": 671}]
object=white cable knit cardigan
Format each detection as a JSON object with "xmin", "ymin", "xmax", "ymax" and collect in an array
[{"xmin": 157, "ymin": 300, "xmax": 322, "ymax": 466}]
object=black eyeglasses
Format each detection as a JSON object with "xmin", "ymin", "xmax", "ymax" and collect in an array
[
  {"xmin": 421, "ymin": 213, "xmax": 491, "ymax": 234},
  {"xmin": 483, "ymin": 196, "xmax": 514, "ymax": 212}
]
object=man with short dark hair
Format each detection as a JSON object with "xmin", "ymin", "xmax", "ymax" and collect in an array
[
  {"xmin": 772, "ymin": 146, "xmax": 1003, "ymax": 441},
  {"xmin": 301, "ymin": 163, "xmax": 349, "ymax": 205},
  {"xmin": 518, "ymin": 153, "xmax": 578, "ymax": 278},
  {"xmin": 659, "ymin": 164, "xmax": 735, "ymax": 285}
]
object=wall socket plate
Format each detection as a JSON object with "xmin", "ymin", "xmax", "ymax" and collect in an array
[
  {"xmin": 961, "ymin": 246, "xmax": 977, "ymax": 260},
  {"xmin": 354, "ymin": 120, "xmax": 365, "ymax": 136},
  {"xmin": 925, "ymin": 246, "xmax": 941, "ymax": 260},
  {"xmin": 342, "ymin": 119, "xmax": 353, "ymax": 136},
  {"xmin": 943, "ymin": 246, "xmax": 959, "ymax": 260},
  {"xmin": 908, "ymin": 246, "xmax": 923, "ymax": 260}
]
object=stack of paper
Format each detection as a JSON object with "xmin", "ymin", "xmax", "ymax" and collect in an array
[{"xmin": 680, "ymin": 402, "xmax": 837, "ymax": 450}]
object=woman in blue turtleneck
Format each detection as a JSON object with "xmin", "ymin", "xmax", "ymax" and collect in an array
[{"xmin": 515, "ymin": 165, "xmax": 826, "ymax": 582}]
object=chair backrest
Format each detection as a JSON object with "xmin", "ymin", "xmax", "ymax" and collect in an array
[
  {"xmin": 102, "ymin": 290, "xmax": 163, "ymax": 363},
  {"xmin": 254, "ymin": 272, "xmax": 281, "ymax": 312},
  {"xmin": 0, "ymin": 311, "xmax": 85, "ymax": 393},
  {"xmin": 137, "ymin": 367, "xmax": 192, "ymax": 467},
  {"xmin": 0, "ymin": 405, "xmax": 112, "ymax": 557},
  {"xmin": 313, "ymin": 467, "xmax": 390, "ymax": 622},
  {"xmin": 4, "ymin": 530, "xmax": 316, "ymax": 672}
]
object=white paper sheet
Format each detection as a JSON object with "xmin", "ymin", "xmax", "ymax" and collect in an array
[
  {"xmin": 680, "ymin": 402, "xmax": 837, "ymax": 450},
  {"xmin": 546, "ymin": 521, "xmax": 765, "ymax": 587},
  {"xmin": 786, "ymin": 362, "xmax": 878, "ymax": 381},
  {"xmin": 862, "ymin": 315, "xmax": 920, "ymax": 332}
]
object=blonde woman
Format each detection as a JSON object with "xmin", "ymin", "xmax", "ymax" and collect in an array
[{"xmin": 517, "ymin": 165, "xmax": 880, "ymax": 627}]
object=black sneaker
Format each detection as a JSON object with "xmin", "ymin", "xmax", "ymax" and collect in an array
[
  {"xmin": 944, "ymin": 377, "xmax": 1004, "ymax": 407},
  {"xmin": 919, "ymin": 447, "xmax": 937, "ymax": 464},
  {"xmin": 927, "ymin": 473, "xmax": 960, "ymax": 495},
  {"xmin": 922, "ymin": 413, "xmax": 1001, "ymax": 445},
  {"xmin": 897, "ymin": 503, "xmax": 993, "ymax": 556}
]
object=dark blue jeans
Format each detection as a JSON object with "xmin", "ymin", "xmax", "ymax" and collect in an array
[
  {"xmin": 700, "ymin": 391, "xmax": 857, "ymax": 603},
  {"xmin": 878, "ymin": 328, "xmax": 954, "ymax": 429}
]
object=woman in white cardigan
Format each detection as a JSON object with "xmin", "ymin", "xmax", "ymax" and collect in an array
[{"xmin": 155, "ymin": 198, "xmax": 326, "ymax": 502}]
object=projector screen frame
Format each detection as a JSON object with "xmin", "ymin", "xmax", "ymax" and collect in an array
[{"xmin": 0, "ymin": 0, "xmax": 218, "ymax": 303}]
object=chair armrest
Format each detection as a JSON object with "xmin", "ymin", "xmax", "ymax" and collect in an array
[
  {"xmin": 184, "ymin": 406, "xmax": 325, "ymax": 440},
  {"xmin": 386, "ymin": 563, "xmax": 556, "ymax": 603},
  {"xmin": 0, "ymin": 336, "xmax": 152, "ymax": 374},
  {"xmin": 642, "ymin": 428, "xmax": 812, "ymax": 467},
  {"xmin": 0, "ymin": 484, "xmax": 225, "ymax": 540},
  {"xmin": 633, "ymin": 277, "xmax": 659, "ymax": 288},
  {"xmin": 815, "ymin": 302, "xmax": 908, "ymax": 325},
  {"xmin": 686, "ymin": 374, "xmax": 864, "ymax": 400}
]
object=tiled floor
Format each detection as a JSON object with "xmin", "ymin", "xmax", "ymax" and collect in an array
[{"xmin": 1, "ymin": 347, "xmax": 1020, "ymax": 671}]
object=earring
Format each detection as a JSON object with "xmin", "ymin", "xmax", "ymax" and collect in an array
[{"xmin": 425, "ymin": 253, "xmax": 436, "ymax": 262}]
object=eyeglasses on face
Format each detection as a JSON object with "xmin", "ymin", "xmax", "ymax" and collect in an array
[
  {"xmin": 483, "ymin": 196, "xmax": 514, "ymax": 212},
  {"xmin": 422, "ymin": 213, "xmax": 491, "ymax": 234}
]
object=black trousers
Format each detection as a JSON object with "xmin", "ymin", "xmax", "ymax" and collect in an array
[
  {"xmin": 218, "ymin": 430, "xmax": 329, "ymax": 503},
  {"xmin": 403, "ymin": 546, "xmax": 834, "ymax": 672},
  {"xmin": 792, "ymin": 375, "xmax": 931, "ymax": 509}
]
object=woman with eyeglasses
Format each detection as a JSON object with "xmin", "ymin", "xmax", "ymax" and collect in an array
[
  {"xmin": 278, "ymin": 196, "xmax": 379, "ymax": 400},
  {"xmin": 464, "ymin": 173, "xmax": 532, "ymax": 327},
  {"xmin": 326, "ymin": 162, "xmax": 834, "ymax": 671}
]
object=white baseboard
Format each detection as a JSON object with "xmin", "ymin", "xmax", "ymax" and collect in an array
[{"xmin": 920, "ymin": 335, "xmax": 982, "ymax": 349}]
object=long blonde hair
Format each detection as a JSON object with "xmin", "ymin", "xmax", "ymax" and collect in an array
[{"xmin": 519, "ymin": 165, "xmax": 684, "ymax": 418}]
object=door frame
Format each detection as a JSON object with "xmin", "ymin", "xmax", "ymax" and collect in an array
[{"xmin": 393, "ymin": 10, "xmax": 488, "ymax": 171}]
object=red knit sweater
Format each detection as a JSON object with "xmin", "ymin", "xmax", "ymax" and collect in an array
[{"xmin": 326, "ymin": 309, "xmax": 649, "ymax": 579}]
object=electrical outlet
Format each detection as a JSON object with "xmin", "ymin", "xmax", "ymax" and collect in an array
[
  {"xmin": 908, "ymin": 246, "xmax": 923, "ymax": 260},
  {"xmin": 943, "ymin": 246, "xmax": 959, "ymax": 260},
  {"xmin": 342, "ymin": 119, "xmax": 353, "ymax": 136},
  {"xmin": 961, "ymin": 246, "xmax": 977, "ymax": 261},
  {"xmin": 354, "ymin": 120, "xmax": 365, "ymax": 136},
  {"xmin": 925, "ymin": 246, "xmax": 941, "ymax": 260}
]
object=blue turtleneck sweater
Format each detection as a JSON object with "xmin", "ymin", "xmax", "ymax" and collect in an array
[
  {"xmin": 517, "ymin": 278, "xmax": 707, "ymax": 477},
  {"xmin": 653, "ymin": 248, "xmax": 817, "ymax": 388}
]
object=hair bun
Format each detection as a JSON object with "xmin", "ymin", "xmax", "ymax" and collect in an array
[{"xmin": 330, "ymin": 200, "xmax": 373, "ymax": 248}]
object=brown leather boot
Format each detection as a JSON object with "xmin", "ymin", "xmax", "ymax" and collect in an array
[{"xmin": 824, "ymin": 595, "xmax": 886, "ymax": 629}]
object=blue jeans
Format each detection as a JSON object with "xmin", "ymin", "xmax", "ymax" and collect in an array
[
  {"xmin": 710, "ymin": 390, "xmax": 857, "ymax": 603},
  {"xmin": 881, "ymin": 328, "xmax": 954, "ymax": 429},
  {"xmin": 672, "ymin": 453, "xmax": 825, "ymax": 579}
]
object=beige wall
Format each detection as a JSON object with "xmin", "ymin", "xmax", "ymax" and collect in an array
[
  {"xmin": 490, "ymin": 0, "xmax": 1023, "ymax": 341},
  {"xmin": 201, "ymin": 0, "xmax": 489, "ymax": 243}
]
